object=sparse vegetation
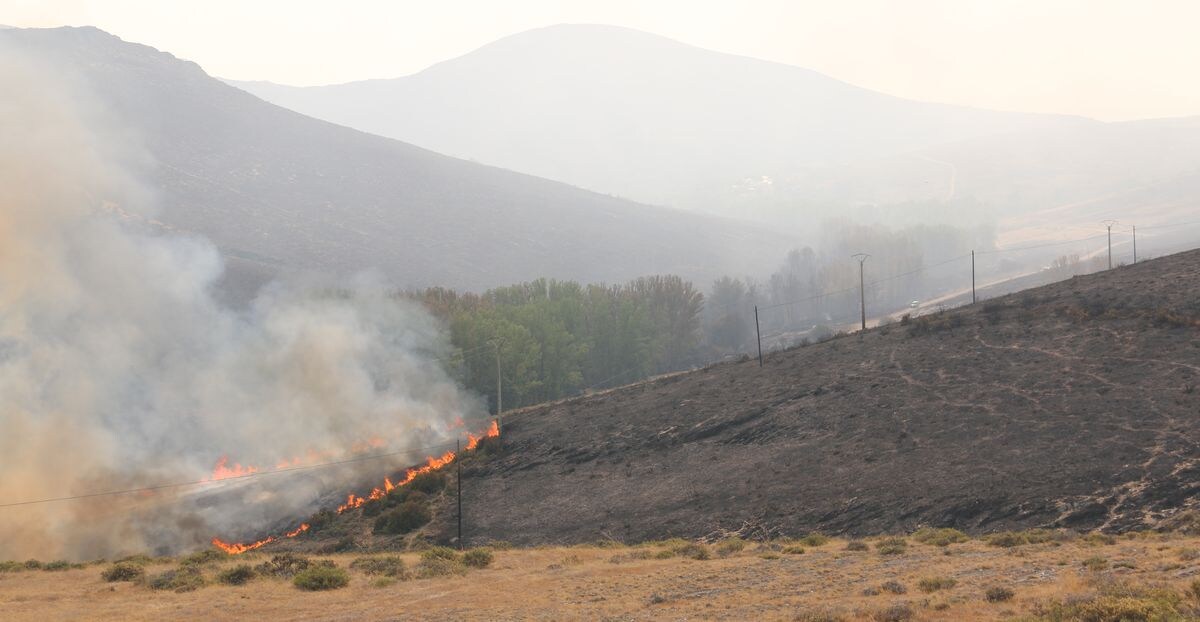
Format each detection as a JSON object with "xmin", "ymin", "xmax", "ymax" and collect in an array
[
  {"xmin": 179, "ymin": 548, "xmax": 227, "ymax": 566},
  {"xmin": 255, "ymin": 553, "xmax": 314, "ymax": 578},
  {"xmin": 101, "ymin": 562, "xmax": 145, "ymax": 582},
  {"xmin": 462, "ymin": 548, "xmax": 494, "ymax": 568},
  {"xmin": 293, "ymin": 565, "xmax": 350, "ymax": 591},
  {"xmin": 879, "ymin": 580, "xmax": 907, "ymax": 594},
  {"xmin": 799, "ymin": 533, "xmax": 830, "ymax": 547},
  {"xmin": 912, "ymin": 527, "xmax": 970, "ymax": 547},
  {"xmin": 1081, "ymin": 556, "xmax": 1108, "ymax": 571},
  {"xmin": 148, "ymin": 566, "xmax": 206, "ymax": 592},
  {"xmin": 782, "ymin": 545, "xmax": 806, "ymax": 555},
  {"xmin": 217, "ymin": 564, "xmax": 256, "ymax": 586},
  {"xmin": 985, "ymin": 529, "xmax": 1058, "ymax": 548},
  {"xmin": 416, "ymin": 557, "xmax": 467, "ymax": 579},
  {"xmin": 871, "ymin": 603, "xmax": 914, "ymax": 622},
  {"xmin": 350, "ymin": 555, "xmax": 408, "ymax": 578},
  {"xmin": 876, "ymin": 537, "xmax": 907, "ymax": 555},
  {"xmin": 985, "ymin": 586, "xmax": 1015, "ymax": 602},
  {"xmin": 373, "ymin": 498, "xmax": 432, "ymax": 535},
  {"xmin": 917, "ymin": 576, "xmax": 957, "ymax": 592},
  {"xmin": 715, "ymin": 537, "xmax": 747, "ymax": 556},
  {"xmin": 845, "ymin": 540, "xmax": 869, "ymax": 551}
]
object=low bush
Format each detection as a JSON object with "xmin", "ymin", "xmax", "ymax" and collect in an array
[
  {"xmin": 845, "ymin": 540, "xmax": 869, "ymax": 552},
  {"xmin": 1083, "ymin": 532, "xmax": 1117, "ymax": 546},
  {"xmin": 350, "ymin": 555, "xmax": 407, "ymax": 578},
  {"xmin": 23, "ymin": 559, "xmax": 43, "ymax": 570},
  {"xmin": 715, "ymin": 538, "xmax": 747, "ymax": 556},
  {"xmin": 675, "ymin": 543, "xmax": 711, "ymax": 560},
  {"xmin": 217, "ymin": 564, "xmax": 256, "ymax": 586},
  {"xmin": 984, "ymin": 529, "xmax": 1057, "ymax": 548},
  {"xmin": 180, "ymin": 548, "xmax": 228, "ymax": 566},
  {"xmin": 101, "ymin": 562, "xmax": 145, "ymax": 582},
  {"xmin": 985, "ymin": 586, "xmax": 1015, "ymax": 602},
  {"xmin": 799, "ymin": 533, "xmax": 830, "ymax": 547},
  {"xmin": 875, "ymin": 537, "xmax": 907, "ymax": 555},
  {"xmin": 293, "ymin": 565, "xmax": 350, "ymax": 591},
  {"xmin": 42, "ymin": 560, "xmax": 81, "ymax": 571},
  {"xmin": 911, "ymin": 527, "xmax": 970, "ymax": 547},
  {"xmin": 148, "ymin": 566, "xmax": 206, "ymax": 592},
  {"xmin": 1034, "ymin": 580, "xmax": 1184, "ymax": 621},
  {"xmin": 416, "ymin": 557, "xmax": 467, "ymax": 579},
  {"xmin": 1082, "ymin": 556, "xmax": 1108, "ymax": 571},
  {"xmin": 421, "ymin": 546, "xmax": 460, "ymax": 562},
  {"xmin": 255, "ymin": 553, "xmax": 314, "ymax": 578},
  {"xmin": 0, "ymin": 561, "xmax": 24, "ymax": 573},
  {"xmin": 917, "ymin": 576, "xmax": 957, "ymax": 593},
  {"xmin": 879, "ymin": 580, "xmax": 906, "ymax": 595},
  {"xmin": 115, "ymin": 554, "xmax": 156, "ymax": 566},
  {"xmin": 871, "ymin": 603, "xmax": 914, "ymax": 622},
  {"xmin": 782, "ymin": 545, "xmax": 806, "ymax": 555},
  {"xmin": 408, "ymin": 471, "xmax": 447, "ymax": 495},
  {"xmin": 795, "ymin": 610, "xmax": 847, "ymax": 622},
  {"xmin": 462, "ymin": 548, "xmax": 494, "ymax": 569},
  {"xmin": 373, "ymin": 499, "xmax": 432, "ymax": 535}
]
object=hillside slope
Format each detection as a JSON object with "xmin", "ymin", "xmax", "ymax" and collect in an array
[
  {"xmin": 448, "ymin": 249, "xmax": 1200, "ymax": 544},
  {"xmin": 0, "ymin": 26, "xmax": 789, "ymax": 295},
  {"xmin": 230, "ymin": 24, "xmax": 1085, "ymax": 211}
]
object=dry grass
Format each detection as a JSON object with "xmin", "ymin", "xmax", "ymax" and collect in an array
[{"xmin": 4, "ymin": 534, "xmax": 1200, "ymax": 620}]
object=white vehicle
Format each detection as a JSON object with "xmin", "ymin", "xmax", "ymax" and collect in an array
[{"xmin": 909, "ymin": 300, "xmax": 920, "ymax": 308}]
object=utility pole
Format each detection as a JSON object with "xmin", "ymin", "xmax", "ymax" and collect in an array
[
  {"xmin": 852, "ymin": 254, "xmax": 869, "ymax": 331},
  {"xmin": 1102, "ymin": 220, "xmax": 1117, "ymax": 269},
  {"xmin": 456, "ymin": 438, "xmax": 463, "ymax": 550},
  {"xmin": 971, "ymin": 250, "xmax": 976, "ymax": 304},
  {"xmin": 491, "ymin": 340, "xmax": 503, "ymax": 433},
  {"xmin": 1131, "ymin": 224, "xmax": 1137, "ymax": 264},
  {"xmin": 754, "ymin": 305, "xmax": 763, "ymax": 367}
]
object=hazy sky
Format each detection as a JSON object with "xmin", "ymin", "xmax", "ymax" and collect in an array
[{"xmin": 6, "ymin": 0, "xmax": 1199, "ymax": 121}]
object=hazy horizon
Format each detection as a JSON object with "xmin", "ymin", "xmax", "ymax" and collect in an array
[{"xmin": 6, "ymin": 0, "xmax": 1200, "ymax": 122}]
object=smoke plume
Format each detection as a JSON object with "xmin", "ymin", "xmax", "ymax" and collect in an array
[{"xmin": 0, "ymin": 43, "xmax": 481, "ymax": 560}]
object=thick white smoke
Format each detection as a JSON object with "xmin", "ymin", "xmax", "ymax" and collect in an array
[{"xmin": 0, "ymin": 44, "xmax": 482, "ymax": 560}]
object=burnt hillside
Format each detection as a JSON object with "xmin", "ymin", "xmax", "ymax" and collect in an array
[{"xmin": 450, "ymin": 249, "xmax": 1200, "ymax": 544}]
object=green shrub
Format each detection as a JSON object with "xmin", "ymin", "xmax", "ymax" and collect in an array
[
  {"xmin": 799, "ymin": 533, "xmax": 830, "ymax": 547},
  {"xmin": 985, "ymin": 586, "xmax": 1014, "ymax": 602},
  {"xmin": 984, "ymin": 529, "xmax": 1057, "ymax": 548},
  {"xmin": 255, "ymin": 553, "xmax": 313, "ymax": 578},
  {"xmin": 0, "ymin": 560, "xmax": 24, "ymax": 573},
  {"xmin": 912, "ymin": 527, "xmax": 970, "ymax": 547},
  {"xmin": 370, "ymin": 577, "xmax": 397, "ymax": 588},
  {"xmin": 42, "ymin": 560, "xmax": 80, "ymax": 571},
  {"xmin": 408, "ymin": 471, "xmax": 447, "ymax": 495},
  {"xmin": 217, "ymin": 564, "xmax": 256, "ymax": 586},
  {"xmin": 101, "ymin": 562, "xmax": 145, "ymax": 582},
  {"xmin": 462, "ymin": 548, "xmax": 494, "ymax": 568},
  {"xmin": 875, "ymin": 537, "xmax": 907, "ymax": 555},
  {"xmin": 421, "ymin": 546, "xmax": 460, "ymax": 562},
  {"xmin": 416, "ymin": 557, "xmax": 467, "ymax": 579},
  {"xmin": 653, "ymin": 549, "xmax": 675, "ymax": 559},
  {"xmin": 715, "ymin": 538, "xmax": 746, "ymax": 556},
  {"xmin": 373, "ymin": 499, "xmax": 432, "ymax": 535},
  {"xmin": 148, "ymin": 566, "xmax": 206, "ymax": 592},
  {"xmin": 917, "ymin": 576, "xmax": 957, "ymax": 593},
  {"xmin": 180, "ymin": 548, "xmax": 227, "ymax": 566},
  {"xmin": 293, "ymin": 565, "xmax": 350, "ymax": 591},
  {"xmin": 23, "ymin": 559, "xmax": 43, "ymax": 570},
  {"xmin": 845, "ymin": 540, "xmax": 869, "ymax": 552},
  {"xmin": 782, "ymin": 545, "xmax": 806, "ymax": 555},
  {"xmin": 350, "ymin": 555, "xmax": 407, "ymax": 578},
  {"xmin": 1036, "ymin": 582, "xmax": 1184, "ymax": 621}
]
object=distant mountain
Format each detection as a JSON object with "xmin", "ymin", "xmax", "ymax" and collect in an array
[
  {"xmin": 229, "ymin": 24, "xmax": 1089, "ymax": 212},
  {"xmin": 1, "ymin": 26, "xmax": 792, "ymax": 296}
]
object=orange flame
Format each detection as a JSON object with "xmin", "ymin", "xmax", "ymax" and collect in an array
[
  {"xmin": 210, "ymin": 456, "xmax": 258, "ymax": 480},
  {"xmin": 213, "ymin": 421, "xmax": 500, "ymax": 554}
]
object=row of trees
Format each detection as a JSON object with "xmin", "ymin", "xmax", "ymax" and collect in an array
[{"xmin": 410, "ymin": 276, "xmax": 703, "ymax": 412}]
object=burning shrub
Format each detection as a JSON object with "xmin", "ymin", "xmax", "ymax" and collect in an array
[
  {"xmin": 293, "ymin": 565, "xmax": 350, "ymax": 591},
  {"xmin": 350, "ymin": 556, "xmax": 408, "ymax": 578},
  {"xmin": 148, "ymin": 566, "xmax": 206, "ymax": 592},
  {"xmin": 462, "ymin": 548, "xmax": 494, "ymax": 568},
  {"xmin": 912, "ymin": 527, "xmax": 970, "ymax": 547},
  {"xmin": 255, "ymin": 553, "xmax": 314, "ymax": 578},
  {"xmin": 101, "ymin": 562, "xmax": 145, "ymax": 582},
  {"xmin": 373, "ymin": 499, "xmax": 432, "ymax": 535},
  {"xmin": 217, "ymin": 564, "xmax": 256, "ymax": 586}
]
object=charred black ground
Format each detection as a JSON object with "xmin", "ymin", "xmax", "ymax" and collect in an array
[{"xmin": 282, "ymin": 249, "xmax": 1200, "ymax": 552}]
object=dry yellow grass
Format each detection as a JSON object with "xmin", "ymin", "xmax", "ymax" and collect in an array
[{"xmin": 3, "ymin": 534, "xmax": 1200, "ymax": 621}]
